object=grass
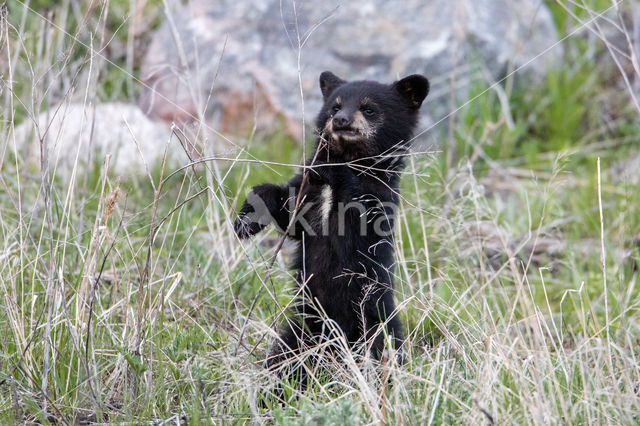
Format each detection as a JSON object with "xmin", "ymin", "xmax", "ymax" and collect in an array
[{"xmin": 1, "ymin": 0, "xmax": 640, "ymax": 424}]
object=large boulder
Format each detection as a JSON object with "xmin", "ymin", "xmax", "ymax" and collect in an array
[
  {"xmin": 139, "ymin": 0, "xmax": 560, "ymax": 144},
  {"xmin": 11, "ymin": 102, "xmax": 187, "ymax": 179}
]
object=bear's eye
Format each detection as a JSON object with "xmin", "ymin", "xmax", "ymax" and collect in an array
[
  {"xmin": 362, "ymin": 108, "xmax": 375, "ymax": 116},
  {"xmin": 332, "ymin": 105, "xmax": 341, "ymax": 113}
]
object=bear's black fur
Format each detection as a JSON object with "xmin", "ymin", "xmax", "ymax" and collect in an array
[{"xmin": 234, "ymin": 71, "xmax": 429, "ymax": 395}]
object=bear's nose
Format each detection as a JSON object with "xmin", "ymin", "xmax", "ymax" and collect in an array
[{"xmin": 332, "ymin": 114, "xmax": 352, "ymax": 130}]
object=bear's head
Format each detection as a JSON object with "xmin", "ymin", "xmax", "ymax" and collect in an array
[{"xmin": 315, "ymin": 71, "xmax": 429, "ymax": 163}]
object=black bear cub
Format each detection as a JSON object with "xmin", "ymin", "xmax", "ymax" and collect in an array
[{"xmin": 234, "ymin": 71, "xmax": 429, "ymax": 395}]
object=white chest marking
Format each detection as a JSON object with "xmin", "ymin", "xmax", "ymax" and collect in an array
[{"xmin": 320, "ymin": 184, "xmax": 333, "ymax": 223}]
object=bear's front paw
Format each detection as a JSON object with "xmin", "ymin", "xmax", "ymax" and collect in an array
[
  {"xmin": 233, "ymin": 211, "xmax": 266, "ymax": 239},
  {"xmin": 233, "ymin": 184, "xmax": 282, "ymax": 238}
]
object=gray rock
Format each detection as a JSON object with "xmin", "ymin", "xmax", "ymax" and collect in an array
[
  {"xmin": 613, "ymin": 153, "xmax": 640, "ymax": 186},
  {"xmin": 11, "ymin": 102, "xmax": 187, "ymax": 178},
  {"xmin": 139, "ymin": 0, "xmax": 560, "ymax": 145}
]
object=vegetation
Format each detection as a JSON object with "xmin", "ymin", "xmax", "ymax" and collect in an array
[{"xmin": 1, "ymin": 0, "xmax": 639, "ymax": 424}]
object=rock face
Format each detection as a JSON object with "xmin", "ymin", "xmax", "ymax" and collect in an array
[
  {"xmin": 11, "ymin": 102, "xmax": 186, "ymax": 178},
  {"xmin": 139, "ymin": 0, "xmax": 560, "ymax": 143}
]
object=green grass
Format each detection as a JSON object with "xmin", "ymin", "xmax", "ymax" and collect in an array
[{"xmin": 1, "ymin": 0, "xmax": 640, "ymax": 424}]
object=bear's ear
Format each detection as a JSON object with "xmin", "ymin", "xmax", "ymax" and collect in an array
[
  {"xmin": 319, "ymin": 71, "xmax": 346, "ymax": 101},
  {"xmin": 393, "ymin": 74, "xmax": 429, "ymax": 109}
]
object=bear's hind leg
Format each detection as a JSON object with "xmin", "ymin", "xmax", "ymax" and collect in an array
[
  {"xmin": 261, "ymin": 318, "xmax": 318, "ymax": 405},
  {"xmin": 364, "ymin": 292, "xmax": 405, "ymax": 364}
]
